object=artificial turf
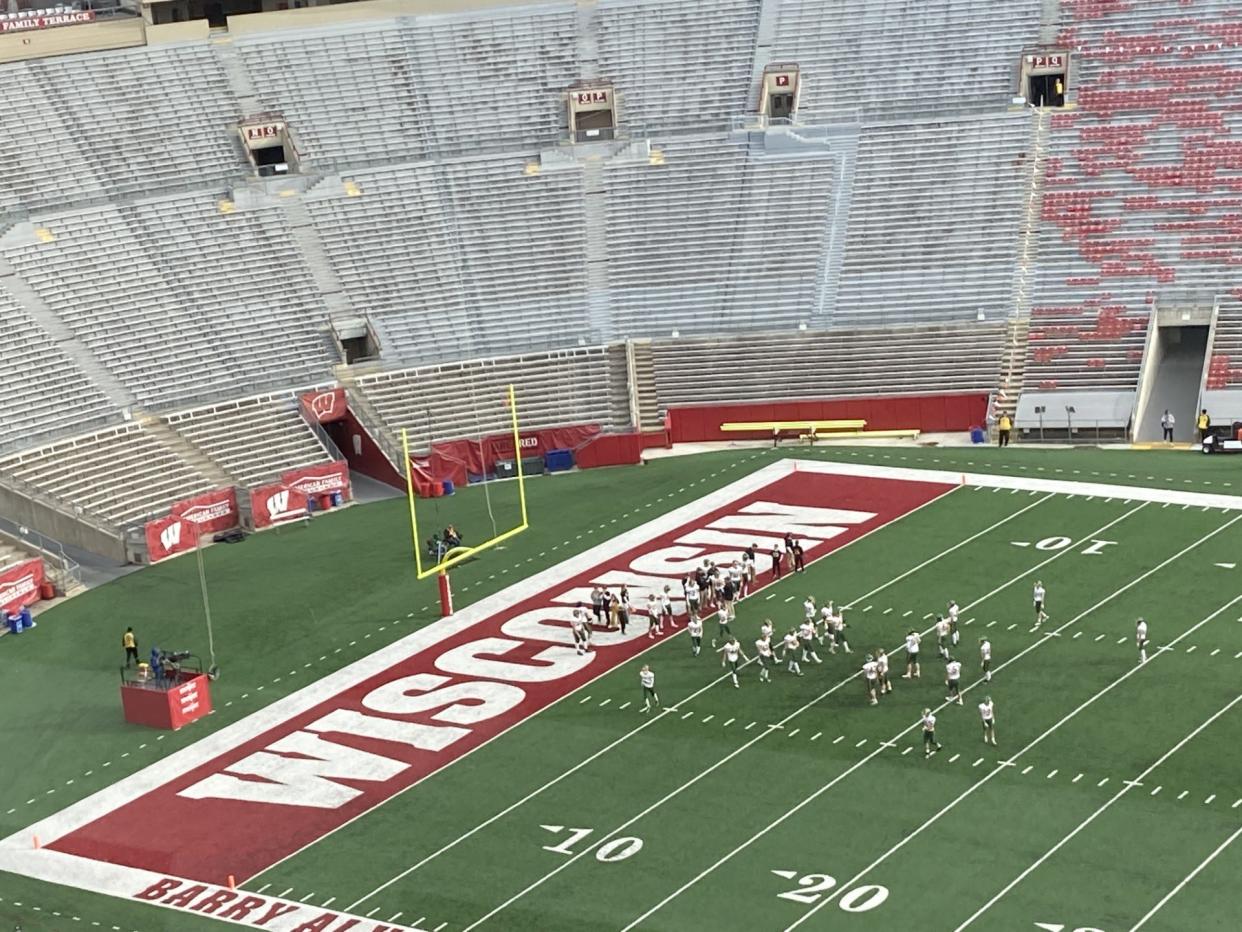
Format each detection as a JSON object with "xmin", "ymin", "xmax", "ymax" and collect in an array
[{"xmin": 2, "ymin": 443, "xmax": 1241, "ymax": 931}]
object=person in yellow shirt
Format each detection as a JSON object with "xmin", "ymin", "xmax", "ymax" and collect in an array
[
  {"xmin": 1197, "ymin": 409, "xmax": 1211, "ymax": 443},
  {"xmin": 122, "ymin": 627, "xmax": 138, "ymax": 667},
  {"xmin": 997, "ymin": 413, "xmax": 1012, "ymax": 447}
]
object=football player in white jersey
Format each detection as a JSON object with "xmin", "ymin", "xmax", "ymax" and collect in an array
[
  {"xmin": 798, "ymin": 619, "xmax": 823, "ymax": 664},
  {"xmin": 922, "ymin": 708, "xmax": 942, "ymax": 757},
  {"xmin": 903, "ymin": 630, "xmax": 922, "ymax": 678},
  {"xmin": 754, "ymin": 633, "xmax": 774, "ymax": 683},
  {"xmin": 947, "ymin": 600, "xmax": 961, "ymax": 646},
  {"xmin": 944, "ymin": 656, "xmax": 964, "ymax": 704},
  {"xmin": 936, "ymin": 615, "xmax": 952, "ymax": 658},
  {"xmin": 782, "ymin": 630, "xmax": 803, "ymax": 676},
  {"xmin": 660, "ymin": 585, "xmax": 676, "ymax": 629},
  {"xmin": 685, "ymin": 575, "xmax": 701, "ymax": 622},
  {"xmin": 728, "ymin": 562, "xmax": 743, "ymax": 601},
  {"xmin": 1136, "ymin": 617, "xmax": 1149, "ymax": 664},
  {"xmin": 760, "ymin": 617, "xmax": 775, "ymax": 645},
  {"xmin": 978, "ymin": 696, "xmax": 997, "ymax": 746},
  {"xmin": 646, "ymin": 594, "xmax": 663, "ymax": 639},
  {"xmin": 1033, "ymin": 580, "xmax": 1048, "ymax": 626},
  {"xmin": 687, "ymin": 616, "xmax": 704, "ymax": 656},
  {"xmin": 571, "ymin": 605, "xmax": 592, "ymax": 656},
  {"xmin": 718, "ymin": 636, "xmax": 749, "ymax": 688},
  {"xmin": 979, "ymin": 636, "xmax": 992, "ymax": 682},
  {"xmin": 875, "ymin": 648, "xmax": 893, "ymax": 695},
  {"xmin": 862, "ymin": 655, "xmax": 880, "ymax": 706},
  {"xmin": 640, "ymin": 665, "xmax": 659, "ymax": 713},
  {"xmin": 829, "ymin": 604, "xmax": 852, "ymax": 654}
]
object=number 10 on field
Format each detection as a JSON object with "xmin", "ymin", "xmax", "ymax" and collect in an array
[{"xmin": 540, "ymin": 824, "xmax": 644, "ymax": 862}]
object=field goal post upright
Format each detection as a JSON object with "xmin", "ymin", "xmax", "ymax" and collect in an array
[{"xmin": 402, "ymin": 383, "xmax": 530, "ymax": 617}]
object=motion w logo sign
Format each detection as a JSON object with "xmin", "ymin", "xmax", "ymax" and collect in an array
[
  {"xmin": 267, "ymin": 490, "xmax": 290, "ymax": 517},
  {"xmin": 160, "ymin": 522, "xmax": 182, "ymax": 552}
]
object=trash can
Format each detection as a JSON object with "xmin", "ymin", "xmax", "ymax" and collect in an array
[
  {"xmin": 320, "ymin": 493, "xmax": 334, "ymax": 511},
  {"xmin": 969, "ymin": 426, "xmax": 986, "ymax": 444},
  {"xmin": 521, "ymin": 455, "xmax": 545, "ymax": 477},
  {"xmin": 441, "ymin": 479, "xmax": 455, "ymax": 496},
  {"xmin": 545, "ymin": 449, "xmax": 574, "ymax": 473},
  {"xmin": 330, "ymin": 491, "xmax": 344, "ymax": 507},
  {"xmin": 39, "ymin": 581, "xmax": 55, "ymax": 600},
  {"xmin": 19, "ymin": 608, "xmax": 33, "ymax": 631},
  {"xmin": 495, "ymin": 460, "xmax": 516, "ymax": 479}
]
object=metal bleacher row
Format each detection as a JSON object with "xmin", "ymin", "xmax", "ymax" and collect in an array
[
  {"xmin": 0, "ymin": 45, "xmax": 238, "ymax": 214},
  {"xmin": 0, "ymin": 284, "xmax": 117, "ymax": 443},
  {"xmin": 2, "ymin": 198, "xmax": 335, "ymax": 409},
  {"xmin": 650, "ymin": 322, "xmax": 1007, "ymax": 406},
  {"xmin": 0, "ymin": 422, "xmax": 217, "ymax": 529},
  {"xmin": 600, "ymin": 134, "xmax": 839, "ymax": 336},
  {"xmin": 308, "ymin": 158, "xmax": 593, "ymax": 365},
  {"xmin": 0, "ymin": 392, "xmax": 335, "ymax": 530},
  {"xmin": 355, "ymin": 346, "xmax": 631, "ymax": 453},
  {"xmin": 1025, "ymin": 0, "xmax": 1242, "ymax": 393},
  {"xmin": 835, "ymin": 112, "xmax": 1033, "ymax": 327},
  {"xmin": 769, "ymin": 0, "xmax": 1043, "ymax": 121},
  {"xmin": 164, "ymin": 392, "xmax": 334, "ymax": 489}
]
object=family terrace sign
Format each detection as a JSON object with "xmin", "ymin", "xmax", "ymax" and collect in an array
[{"xmin": 0, "ymin": 10, "xmax": 96, "ymax": 33}]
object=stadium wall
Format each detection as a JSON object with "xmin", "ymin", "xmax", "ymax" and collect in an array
[
  {"xmin": 0, "ymin": 483, "xmax": 125, "ymax": 562},
  {"xmin": 666, "ymin": 393, "xmax": 989, "ymax": 443},
  {"xmin": 0, "ymin": 16, "xmax": 145, "ymax": 63},
  {"xmin": 223, "ymin": 0, "xmax": 566, "ymax": 36}
]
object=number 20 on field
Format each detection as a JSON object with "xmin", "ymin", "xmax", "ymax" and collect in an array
[{"xmin": 772, "ymin": 870, "xmax": 889, "ymax": 913}]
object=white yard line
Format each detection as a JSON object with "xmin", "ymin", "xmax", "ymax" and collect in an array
[
  {"xmin": 955, "ymin": 692, "xmax": 1242, "ymax": 932},
  {"xmin": 1129, "ymin": 822, "xmax": 1242, "ymax": 931},
  {"xmin": 629, "ymin": 530, "xmax": 1242, "ymax": 932},
  {"xmin": 462, "ymin": 505, "xmax": 1153, "ymax": 929},
  {"xmin": 345, "ymin": 489, "xmax": 1055, "ymax": 908}
]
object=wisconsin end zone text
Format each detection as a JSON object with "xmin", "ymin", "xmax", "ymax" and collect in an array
[{"xmin": 20, "ymin": 467, "xmax": 951, "ymax": 928}]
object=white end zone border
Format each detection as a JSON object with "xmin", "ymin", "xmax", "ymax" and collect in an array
[{"xmin": 1, "ymin": 459, "xmax": 1239, "ymax": 931}]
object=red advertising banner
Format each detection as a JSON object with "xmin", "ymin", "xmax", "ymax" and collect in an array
[
  {"xmin": 0, "ymin": 558, "xmax": 46, "ymax": 614},
  {"xmin": 144, "ymin": 514, "xmax": 194, "ymax": 564},
  {"xmin": 0, "ymin": 10, "xmax": 95, "ymax": 32},
  {"xmin": 250, "ymin": 482, "xmax": 310, "ymax": 529},
  {"xmin": 172, "ymin": 487, "xmax": 238, "ymax": 536},
  {"xmin": 281, "ymin": 460, "xmax": 351, "ymax": 497},
  {"xmin": 423, "ymin": 424, "xmax": 600, "ymax": 488},
  {"xmin": 299, "ymin": 387, "xmax": 347, "ymax": 424},
  {"xmin": 144, "ymin": 487, "xmax": 239, "ymax": 562},
  {"xmin": 251, "ymin": 463, "xmax": 349, "ymax": 529}
]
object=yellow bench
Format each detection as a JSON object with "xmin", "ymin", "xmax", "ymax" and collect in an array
[
  {"xmin": 720, "ymin": 420, "xmax": 868, "ymax": 447},
  {"xmin": 720, "ymin": 419, "xmax": 867, "ymax": 433}
]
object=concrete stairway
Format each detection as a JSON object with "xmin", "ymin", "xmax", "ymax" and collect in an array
[
  {"xmin": 135, "ymin": 413, "xmax": 240, "ymax": 489},
  {"xmin": 996, "ymin": 315, "xmax": 1030, "ymax": 419}
]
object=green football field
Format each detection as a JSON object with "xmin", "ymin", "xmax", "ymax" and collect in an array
[{"xmin": 2, "ymin": 443, "xmax": 1241, "ymax": 932}]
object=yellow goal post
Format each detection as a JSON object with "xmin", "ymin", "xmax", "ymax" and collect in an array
[{"xmin": 401, "ymin": 383, "xmax": 530, "ymax": 581}]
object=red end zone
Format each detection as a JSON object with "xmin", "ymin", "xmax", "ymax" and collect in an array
[{"xmin": 50, "ymin": 471, "xmax": 952, "ymax": 884}]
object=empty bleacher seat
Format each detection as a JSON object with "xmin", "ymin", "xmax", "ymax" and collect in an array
[
  {"xmin": 164, "ymin": 391, "xmax": 334, "ymax": 488},
  {"xmin": 651, "ymin": 322, "xmax": 1007, "ymax": 406},
  {"xmin": 0, "ymin": 423, "xmax": 216, "ymax": 528},
  {"xmin": 355, "ymin": 346, "xmax": 629, "ymax": 453}
]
